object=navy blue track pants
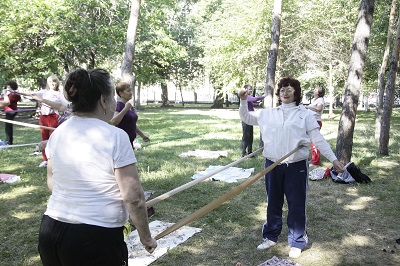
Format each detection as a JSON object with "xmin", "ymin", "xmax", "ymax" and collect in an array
[{"xmin": 262, "ymin": 159, "xmax": 308, "ymax": 249}]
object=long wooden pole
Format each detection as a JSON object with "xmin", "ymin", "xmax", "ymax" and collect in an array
[
  {"xmin": 146, "ymin": 148, "xmax": 263, "ymax": 207},
  {"xmin": 1, "ymin": 143, "xmax": 38, "ymax": 148},
  {"xmin": 0, "ymin": 118, "xmax": 56, "ymax": 130},
  {"xmin": 155, "ymin": 146, "xmax": 302, "ymax": 240}
]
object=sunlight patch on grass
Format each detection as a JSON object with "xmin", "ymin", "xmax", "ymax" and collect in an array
[
  {"xmin": 342, "ymin": 235, "xmax": 370, "ymax": 246},
  {"xmin": 204, "ymin": 132, "xmax": 237, "ymax": 140},
  {"xmin": 0, "ymin": 186, "xmax": 38, "ymax": 200},
  {"xmin": 12, "ymin": 211, "xmax": 35, "ymax": 220},
  {"xmin": 253, "ymin": 204, "xmax": 267, "ymax": 221},
  {"xmin": 300, "ymin": 246, "xmax": 341, "ymax": 264},
  {"xmin": 344, "ymin": 196, "xmax": 375, "ymax": 211}
]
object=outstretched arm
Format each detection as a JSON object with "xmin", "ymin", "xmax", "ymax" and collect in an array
[
  {"xmin": 238, "ymin": 88, "xmax": 259, "ymax": 125},
  {"xmin": 136, "ymin": 126, "xmax": 150, "ymax": 142}
]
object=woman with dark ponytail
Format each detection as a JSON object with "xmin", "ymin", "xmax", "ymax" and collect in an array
[{"xmin": 38, "ymin": 68, "xmax": 157, "ymax": 266}]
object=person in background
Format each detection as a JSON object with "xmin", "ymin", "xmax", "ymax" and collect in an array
[
  {"xmin": 306, "ymin": 85, "xmax": 325, "ymax": 166},
  {"xmin": 38, "ymin": 68, "xmax": 157, "ymax": 266},
  {"xmin": 110, "ymin": 82, "xmax": 150, "ymax": 147},
  {"xmin": 2, "ymin": 81, "xmax": 21, "ymax": 145},
  {"xmin": 19, "ymin": 75, "xmax": 68, "ymax": 167},
  {"xmin": 238, "ymin": 76, "xmax": 344, "ymax": 259},
  {"xmin": 241, "ymin": 84, "xmax": 265, "ymax": 157}
]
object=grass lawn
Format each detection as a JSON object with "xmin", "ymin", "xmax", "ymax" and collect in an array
[{"xmin": 1, "ymin": 104, "xmax": 399, "ymax": 266}]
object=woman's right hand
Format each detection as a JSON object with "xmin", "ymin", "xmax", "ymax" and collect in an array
[
  {"xmin": 237, "ymin": 88, "xmax": 248, "ymax": 100},
  {"xmin": 142, "ymin": 237, "xmax": 157, "ymax": 253}
]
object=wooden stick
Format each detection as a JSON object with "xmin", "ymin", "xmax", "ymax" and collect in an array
[
  {"xmin": 0, "ymin": 143, "xmax": 38, "ymax": 148},
  {"xmin": 0, "ymin": 118, "xmax": 56, "ymax": 130},
  {"xmin": 155, "ymin": 146, "xmax": 302, "ymax": 240},
  {"xmin": 146, "ymin": 147, "xmax": 263, "ymax": 207}
]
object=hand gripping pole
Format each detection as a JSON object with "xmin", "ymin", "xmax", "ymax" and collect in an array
[{"xmin": 155, "ymin": 146, "xmax": 302, "ymax": 240}]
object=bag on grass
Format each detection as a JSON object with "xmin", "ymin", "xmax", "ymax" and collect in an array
[
  {"xmin": 330, "ymin": 162, "xmax": 371, "ymax": 184},
  {"xmin": 346, "ymin": 162, "xmax": 371, "ymax": 183}
]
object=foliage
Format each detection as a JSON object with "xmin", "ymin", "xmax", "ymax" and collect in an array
[
  {"xmin": 192, "ymin": 0, "xmax": 271, "ymax": 93},
  {"xmin": 0, "ymin": 0, "xmax": 397, "ymax": 105},
  {"xmin": 0, "ymin": 0, "xmax": 129, "ymax": 88},
  {"xmin": 1, "ymin": 105, "xmax": 400, "ymax": 265}
]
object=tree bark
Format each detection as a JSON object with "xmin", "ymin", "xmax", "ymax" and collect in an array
[
  {"xmin": 328, "ymin": 63, "xmax": 334, "ymax": 118},
  {"xmin": 378, "ymin": 10, "xmax": 400, "ymax": 155},
  {"xmin": 121, "ymin": 0, "xmax": 141, "ymax": 87},
  {"xmin": 160, "ymin": 82, "xmax": 170, "ymax": 107},
  {"xmin": 136, "ymin": 81, "xmax": 141, "ymax": 110},
  {"xmin": 264, "ymin": 0, "xmax": 282, "ymax": 108},
  {"xmin": 211, "ymin": 87, "xmax": 224, "ymax": 108},
  {"xmin": 336, "ymin": 0, "xmax": 375, "ymax": 164},
  {"xmin": 375, "ymin": 0, "xmax": 397, "ymax": 139}
]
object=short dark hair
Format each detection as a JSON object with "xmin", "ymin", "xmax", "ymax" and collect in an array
[
  {"xmin": 115, "ymin": 82, "xmax": 131, "ymax": 97},
  {"xmin": 276, "ymin": 76, "xmax": 302, "ymax": 106},
  {"xmin": 316, "ymin": 85, "xmax": 325, "ymax": 97},
  {"xmin": 243, "ymin": 84, "xmax": 252, "ymax": 90},
  {"xmin": 6, "ymin": 81, "xmax": 18, "ymax": 90},
  {"xmin": 64, "ymin": 68, "xmax": 113, "ymax": 113}
]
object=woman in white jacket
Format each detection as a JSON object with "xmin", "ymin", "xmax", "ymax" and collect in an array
[{"xmin": 238, "ymin": 76, "xmax": 344, "ymax": 258}]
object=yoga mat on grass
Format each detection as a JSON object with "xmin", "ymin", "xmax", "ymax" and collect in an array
[
  {"xmin": 191, "ymin": 166, "xmax": 254, "ymax": 183},
  {"xmin": 126, "ymin": 220, "xmax": 201, "ymax": 266}
]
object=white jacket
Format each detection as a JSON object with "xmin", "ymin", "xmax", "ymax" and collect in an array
[{"xmin": 239, "ymin": 99, "xmax": 337, "ymax": 164}]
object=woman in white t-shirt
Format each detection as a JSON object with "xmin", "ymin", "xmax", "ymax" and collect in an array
[
  {"xmin": 38, "ymin": 68, "xmax": 157, "ymax": 266},
  {"xmin": 306, "ymin": 86, "xmax": 325, "ymax": 166}
]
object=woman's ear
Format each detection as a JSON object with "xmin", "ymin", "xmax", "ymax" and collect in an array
[{"xmin": 100, "ymin": 95, "xmax": 107, "ymax": 109}]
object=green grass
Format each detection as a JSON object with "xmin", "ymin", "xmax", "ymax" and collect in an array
[{"xmin": 1, "ymin": 106, "xmax": 399, "ymax": 266}]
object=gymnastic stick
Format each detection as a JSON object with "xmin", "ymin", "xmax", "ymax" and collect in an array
[
  {"xmin": 155, "ymin": 146, "xmax": 302, "ymax": 240},
  {"xmin": 146, "ymin": 147, "xmax": 263, "ymax": 207},
  {"xmin": 0, "ymin": 143, "xmax": 38, "ymax": 148},
  {"xmin": 3, "ymin": 108, "xmax": 37, "ymax": 113},
  {"xmin": 0, "ymin": 118, "xmax": 56, "ymax": 131}
]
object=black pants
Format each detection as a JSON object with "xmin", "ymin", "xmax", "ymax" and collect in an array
[
  {"xmin": 241, "ymin": 122, "xmax": 253, "ymax": 156},
  {"xmin": 5, "ymin": 112, "xmax": 17, "ymax": 145},
  {"xmin": 38, "ymin": 215, "xmax": 128, "ymax": 266}
]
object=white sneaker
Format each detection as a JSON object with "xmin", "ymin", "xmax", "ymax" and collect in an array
[
  {"xmin": 38, "ymin": 161, "xmax": 48, "ymax": 168},
  {"xmin": 289, "ymin": 247, "xmax": 302, "ymax": 258},
  {"xmin": 256, "ymin": 239, "xmax": 277, "ymax": 250}
]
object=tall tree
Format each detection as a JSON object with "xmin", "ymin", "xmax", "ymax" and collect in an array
[
  {"xmin": 336, "ymin": 0, "xmax": 375, "ymax": 164},
  {"xmin": 374, "ymin": 0, "xmax": 397, "ymax": 139},
  {"xmin": 264, "ymin": 0, "xmax": 282, "ymax": 108},
  {"xmin": 378, "ymin": 9, "xmax": 400, "ymax": 155},
  {"xmin": 121, "ymin": 0, "xmax": 141, "ymax": 87}
]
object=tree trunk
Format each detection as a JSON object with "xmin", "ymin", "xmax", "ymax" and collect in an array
[
  {"xmin": 378, "ymin": 11, "xmax": 400, "ymax": 155},
  {"xmin": 328, "ymin": 63, "xmax": 334, "ymax": 118},
  {"xmin": 160, "ymin": 82, "xmax": 170, "ymax": 107},
  {"xmin": 179, "ymin": 85, "xmax": 185, "ymax": 107},
  {"xmin": 225, "ymin": 93, "xmax": 230, "ymax": 107},
  {"xmin": 264, "ymin": 0, "xmax": 282, "ymax": 108},
  {"xmin": 136, "ymin": 82, "xmax": 141, "ymax": 110},
  {"xmin": 336, "ymin": 0, "xmax": 375, "ymax": 164},
  {"xmin": 375, "ymin": 0, "xmax": 397, "ymax": 139},
  {"xmin": 211, "ymin": 87, "xmax": 224, "ymax": 108},
  {"xmin": 121, "ymin": 0, "xmax": 141, "ymax": 87}
]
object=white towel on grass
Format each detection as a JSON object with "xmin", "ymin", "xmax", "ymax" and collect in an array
[
  {"xmin": 126, "ymin": 220, "xmax": 201, "ymax": 266},
  {"xmin": 179, "ymin": 149, "xmax": 228, "ymax": 159},
  {"xmin": 191, "ymin": 166, "xmax": 254, "ymax": 183}
]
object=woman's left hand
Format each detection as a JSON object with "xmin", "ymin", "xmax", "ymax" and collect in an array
[{"xmin": 332, "ymin": 160, "xmax": 345, "ymax": 173}]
